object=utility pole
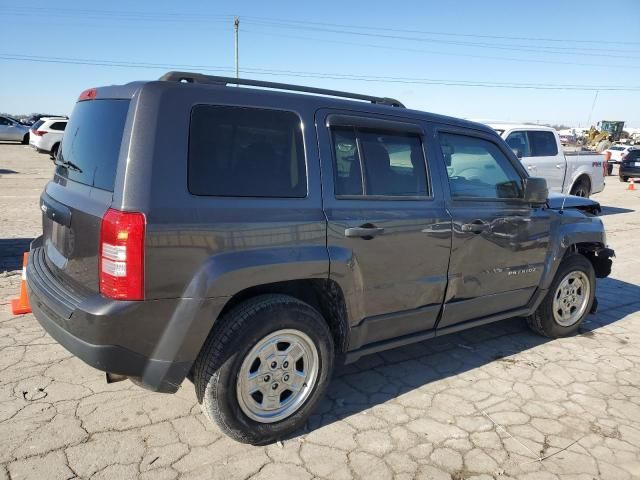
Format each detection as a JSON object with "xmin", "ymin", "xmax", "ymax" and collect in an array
[{"xmin": 234, "ymin": 16, "xmax": 240, "ymax": 84}]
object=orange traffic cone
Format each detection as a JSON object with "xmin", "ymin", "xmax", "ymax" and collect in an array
[
  {"xmin": 628, "ymin": 178, "xmax": 636, "ymax": 191},
  {"xmin": 11, "ymin": 252, "xmax": 31, "ymax": 315}
]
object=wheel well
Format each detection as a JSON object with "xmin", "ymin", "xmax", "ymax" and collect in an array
[
  {"xmin": 566, "ymin": 242, "xmax": 612, "ymax": 278},
  {"xmin": 217, "ymin": 279, "xmax": 350, "ymax": 354}
]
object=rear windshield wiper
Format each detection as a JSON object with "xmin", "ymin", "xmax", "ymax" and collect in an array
[{"xmin": 54, "ymin": 158, "xmax": 83, "ymax": 173}]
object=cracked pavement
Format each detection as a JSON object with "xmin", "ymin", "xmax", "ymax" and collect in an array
[{"xmin": 1, "ymin": 143, "xmax": 640, "ymax": 479}]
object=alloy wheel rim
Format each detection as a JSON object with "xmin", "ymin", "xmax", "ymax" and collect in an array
[
  {"xmin": 552, "ymin": 271, "xmax": 590, "ymax": 327},
  {"xmin": 236, "ymin": 329, "xmax": 319, "ymax": 423}
]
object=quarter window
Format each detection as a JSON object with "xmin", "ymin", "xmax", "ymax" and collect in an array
[
  {"xmin": 188, "ymin": 106, "xmax": 306, "ymax": 197},
  {"xmin": 439, "ymin": 132, "xmax": 523, "ymax": 199},
  {"xmin": 49, "ymin": 122, "xmax": 67, "ymax": 131},
  {"xmin": 331, "ymin": 127, "xmax": 428, "ymax": 197},
  {"xmin": 528, "ymin": 131, "xmax": 558, "ymax": 156}
]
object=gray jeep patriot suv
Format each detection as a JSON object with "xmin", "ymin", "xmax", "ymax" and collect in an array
[{"xmin": 27, "ymin": 72, "xmax": 614, "ymax": 444}]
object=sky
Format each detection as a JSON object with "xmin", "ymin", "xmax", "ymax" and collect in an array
[{"xmin": 1, "ymin": 0, "xmax": 639, "ymax": 127}]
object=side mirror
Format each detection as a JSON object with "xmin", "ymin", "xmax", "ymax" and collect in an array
[
  {"xmin": 523, "ymin": 177, "xmax": 548, "ymax": 205},
  {"xmin": 512, "ymin": 148, "xmax": 523, "ymax": 159}
]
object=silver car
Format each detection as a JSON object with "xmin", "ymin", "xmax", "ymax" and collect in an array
[{"xmin": 0, "ymin": 115, "xmax": 30, "ymax": 143}]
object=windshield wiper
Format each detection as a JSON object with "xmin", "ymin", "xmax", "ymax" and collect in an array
[{"xmin": 54, "ymin": 158, "xmax": 83, "ymax": 173}]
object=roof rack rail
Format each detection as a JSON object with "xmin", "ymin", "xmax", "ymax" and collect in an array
[{"xmin": 159, "ymin": 71, "xmax": 405, "ymax": 108}]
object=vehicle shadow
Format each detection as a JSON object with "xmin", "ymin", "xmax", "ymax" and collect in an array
[
  {"xmin": 600, "ymin": 205, "xmax": 635, "ymax": 215},
  {"xmin": 0, "ymin": 238, "xmax": 33, "ymax": 271},
  {"xmin": 0, "ymin": 169, "xmax": 18, "ymax": 175},
  {"xmin": 302, "ymin": 276, "xmax": 640, "ymax": 435}
]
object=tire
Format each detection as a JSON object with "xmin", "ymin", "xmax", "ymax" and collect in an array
[
  {"xmin": 619, "ymin": 175, "xmax": 628, "ymax": 183},
  {"xmin": 527, "ymin": 254, "xmax": 595, "ymax": 338},
  {"xmin": 21, "ymin": 133, "xmax": 29, "ymax": 145},
  {"xmin": 50, "ymin": 143, "xmax": 59, "ymax": 160},
  {"xmin": 193, "ymin": 294, "xmax": 334, "ymax": 445},
  {"xmin": 570, "ymin": 177, "xmax": 591, "ymax": 198}
]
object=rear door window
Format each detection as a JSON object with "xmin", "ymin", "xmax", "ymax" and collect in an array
[
  {"xmin": 528, "ymin": 131, "xmax": 558, "ymax": 156},
  {"xmin": 56, "ymin": 99, "xmax": 130, "ymax": 191},
  {"xmin": 331, "ymin": 127, "xmax": 429, "ymax": 197},
  {"xmin": 188, "ymin": 105, "xmax": 306, "ymax": 197}
]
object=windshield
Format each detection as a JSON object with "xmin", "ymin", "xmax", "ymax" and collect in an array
[{"xmin": 56, "ymin": 99, "xmax": 130, "ymax": 191}]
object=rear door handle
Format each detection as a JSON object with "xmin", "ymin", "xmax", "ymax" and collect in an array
[
  {"xmin": 344, "ymin": 226, "xmax": 385, "ymax": 238},
  {"xmin": 460, "ymin": 220, "xmax": 490, "ymax": 233}
]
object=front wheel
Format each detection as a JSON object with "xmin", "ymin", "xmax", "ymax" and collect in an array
[
  {"xmin": 193, "ymin": 294, "xmax": 334, "ymax": 445},
  {"xmin": 527, "ymin": 254, "xmax": 595, "ymax": 338}
]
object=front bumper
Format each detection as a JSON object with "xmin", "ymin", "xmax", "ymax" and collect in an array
[{"xmin": 26, "ymin": 240, "xmax": 223, "ymax": 393}]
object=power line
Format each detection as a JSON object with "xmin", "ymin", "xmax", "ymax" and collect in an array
[
  {"xmin": 1, "ymin": 53, "xmax": 639, "ymax": 91},
  {"xmin": 241, "ymin": 15, "xmax": 640, "ymax": 47},
  {"xmin": 240, "ymin": 19, "xmax": 638, "ymax": 58},
  {"xmin": 242, "ymin": 28, "xmax": 640, "ymax": 71},
  {"xmin": 3, "ymin": 6, "xmax": 638, "ymax": 48}
]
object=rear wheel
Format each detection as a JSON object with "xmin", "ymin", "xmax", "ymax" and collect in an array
[
  {"xmin": 527, "ymin": 254, "xmax": 595, "ymax": 338},
  {"xmin": 50, "ymin": 143, "xmax": 60, "ymax": 160},
  {"xmin": 193, "ymin": 294, "xmax": 334, "ymax": 445},
  {"xmin": 570, "ymin": 177, "xmax": 591, "ymax": 198},
  {"xmin": 21, "ymin": 133, "xmax": 28, "ymax": 145}
]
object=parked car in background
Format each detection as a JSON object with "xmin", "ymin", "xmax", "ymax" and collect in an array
[
  {"xmin": 22, "ymin": 114, "xmax": 67, "ymax": 126},
  {"xmin": 559, "ymin": 134, "xmax": 577, "ymax": 146},
  {"xmin": 489, "ymin": 124, "xmax": 605, "ymax": 197},
  {"xmin": 27, "ymin": 72, "xmax": 614, "ymax": 445},
  {"xmin": 29, "ymin": 117, "xmax": 68, "ymax": 158},
  {"xmin": 619, "ymin": 149, "xmax": 640, "ymax": 182},
  {"xmin": 0, "ymin": 115, "xmax": 30, "ymax": 143},
  {"xmin": 606, "ymin": 144, "xmax": 637, "ymax": 164}
]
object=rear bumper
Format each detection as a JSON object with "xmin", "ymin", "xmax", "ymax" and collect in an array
[
  {"xmin": 620, "ymin": 165, "xmax": 640, "ymax": 177},
  {"xmin": 27, "ymin": 239, "xmax": 226, "ymax": 393}
]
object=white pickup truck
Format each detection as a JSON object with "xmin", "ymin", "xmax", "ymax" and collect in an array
[{"xmin": 488, "ymin": 124, "xmax": 605, "ymax": 198}]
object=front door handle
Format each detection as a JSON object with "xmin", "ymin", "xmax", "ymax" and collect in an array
[
  {"xmin": 344, "ymin": 226, "xmax": 385, "ymax": 238},
  {"xmin": 460, "ymin": 220, "xmax": 490, "ymax": 233}
]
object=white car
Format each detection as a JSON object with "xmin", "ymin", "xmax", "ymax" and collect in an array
[
  {"xmin": 605, "ymin": 144, "xmax": 637, "ymax": 164},
  {"xmin": 0, "ymin": 115, "xmax": 30, "ymax": 143},
  {"xmin": 489, "ymin": 124, "xmax": 605, "ymax": 198},
  {"xmin": 29, "ymin": 117, "xmax": 68, "ymax": 158}
]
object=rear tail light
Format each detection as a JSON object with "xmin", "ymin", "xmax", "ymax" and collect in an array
[
  {"xmin": 31, "ymin": 130, "xmax": 47, "ymax": 136},
  {"xmin": 78, "ymin": 88, "xmax": 97, "ymax": 101},
  {"xmin": 99, "ymin": 208, "xmax": 146, "ymax": 300}
]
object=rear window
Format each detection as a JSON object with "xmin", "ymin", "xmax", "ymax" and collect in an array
[
  {"xmin": 31, "ymin": 120, "xmax": 45, "ymax": 130},
  {"xmin": 188, "ymin": 105, "xmax": 306, "ymax": 197},
  {"xmin": 528, "ymin": 131, "xmax": 558, "ymax": 157},
  {"xmin": 56, "ymin": 99, "xmax": 129, "ymax": 191}
]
